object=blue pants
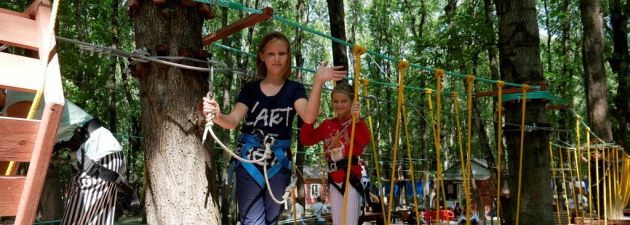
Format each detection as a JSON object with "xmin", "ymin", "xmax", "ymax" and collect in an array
[{"xmin": 236, "ymin": 164, "xmax": 291, "ymax": 225}]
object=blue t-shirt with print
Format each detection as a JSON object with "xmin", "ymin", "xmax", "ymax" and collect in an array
[{"xmin": 236, "ymin": 79, "xmax": 307, "ymax": 140}]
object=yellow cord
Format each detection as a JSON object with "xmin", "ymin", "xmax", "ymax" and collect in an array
[
  {"xmin": 465, "ymin": 75, "xmax": 475, "ymax": 225},
  {"xmin": 549, "ymin": 143, "xmax": 562, "ymax": 224},
  {"xmin": 567, "ymin": 146, "xmax": 579, "ymax": 217},
  {"xmin": 495, "ymin": 80, "xmax": 504, "ymax": 225},
  {"xmin": 434, "ymin": 69, "xmax": 445, "ymax": 224},
  {"xmin": 425, "ymin": 89, "xmax": 440, "ymax": 221},
  {"xmin": 340, "ymin": 44, "xmax": 366, "ymax": 225},
  {"xmin": 292, "ymin": 191, "xmax": 297, "ymax": 225},
  {"xmin": 361, "ymin": 79, "xmax": 388, "ymax": 225},
  {"xmin": 514, "ymin": 84, "xmax": 528, "ymax": 225},
  {"xmin": 586, "ymin": 128, "xmax": 594, "ymax": 221},
  {"xmin": 602, "ymin": 142, "xmax": 608, "ymax": 225},
  {"xmin": 402, "ymin": 104, "xmax": 420, "ymax": 225},
  {"xmin": 385, "ymin": 60, "xmax": 408, "ymax": 224},
  {"xmin": 453, "ymin": 92, "xmax": 471, "ymax": 225},
  {"xmin": 558, "ymin": 146, "xmax": 571, "ymax": 223},
  {"xmin": 574, "ymin": 116, "xmax": 585, "ymax": 218},
  {"xmin": 595, "ymin": 143, "xmax": 601, "ymax": 224}
]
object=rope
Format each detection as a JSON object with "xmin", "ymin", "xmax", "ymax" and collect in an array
[
  {"xmin": 573, "ymin": 116, "xmax": 585, "ymax": 218},
  {"xmin": 586, "ymin": 128, "xmax": 594, "ymax": 221},
  {"xmin": 453, "ymin": 91, "xmax": 471, "ymax": 225},
  {"xmin": 514, "ymin": 85, "xmax": 529, "ymax": 225},
  {"xmin": 495, "ymin": 81, "xmax": 504, "ymax": 225},
  {"xmin": 602, "ymin": 142, "xmax": 609, "ymax": 224},
  {"xmin": 595, "ymin": 143, "xmax": 602, "ymax": 222},
  {"xmin": 361, "ymin": 79, "xmax": 388, "ymax": 225},
  {"xmin": 549, "ymin": 142, "xmax": 563, "ymax": 224},
  {"xmin": 566, "ymin": 145, "xmax": 580, "ymax": 217},
  {"xmin": 558, "ymin": 146, "xmax": 572, "ymax": 223},
  {"xmin": 385, "ymin": 60, "xmax": 407, "ymax": 224},
  {"xmin": 425, "ymin": 89, "xmax": 441, "ymax": 222},
  {"xmin": 340, "ymin": 45, "xmax": 366, "ymax": 225},
  {"xmin": 433, "ymin": 69, "xmax": 445, "ymax": 224},
  {"xmin": 402, "ymin": 104, "xmax": 420, "ymax": 225},
  {"xmin": 6, "ymin": 0, "xmax": 63, "ymax": 176},
  {"xmin": 465, "ymin": 75, "xmax": 475, "ymax": 225}
]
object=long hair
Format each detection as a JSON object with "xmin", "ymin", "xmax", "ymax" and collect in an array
[{"xmin": 256, "ymin": 31, "xmax": 292, "ymax": 79}]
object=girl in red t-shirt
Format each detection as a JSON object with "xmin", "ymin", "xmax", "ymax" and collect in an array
[{"xmin": 300, "ymin": 82, "xmax": 370, "ymax": 225}]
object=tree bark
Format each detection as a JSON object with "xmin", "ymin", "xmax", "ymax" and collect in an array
[
  {"xmin": 133, "ymin": 2, "xmax": 219, "ymax": 224},
  {"xmin": 326, "ymin": 0, "xmax": 349, "ymax": 70},
  {"xmin": 108, "ymin": 0, "xmax": 120, "ymax": 134},
  {"xmin": 609, "ymin": 0, "xmax": 629, "ymax": 150},
  {"xmin": 494, "ymin": 1, "xmax": 553, "ymax": 224},
  {"xmin": 579, "ymin": 0, "xmax": 614, "ymax": 142},
  {"xmin": 37, "ymin": 155, "xmax": 64, "ymax": 221}
]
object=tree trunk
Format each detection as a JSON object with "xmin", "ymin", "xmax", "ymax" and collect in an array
[
  {"xmin": 494, "ymin": 1, "xmax": 553, "ymax": 224},
  {"xmin": 326, "ymin": 0, "xmax": 349, "ymax": 71},
  {"xmin": 609, "ymin": 0, "xmax": 629, "ymax": 150},
  {"xmin": 108, "ymin": 0, "xmax": 120, "ymax": 134},
  {"xmin": 133, "ymin": 2, "xmax": 219, "ymax": 223},
  {"xmin": 579, "ymin": 0, "xmax": 614, "ymax": 142},
  {"xmin": 295, "ymin": 0, "xmax": 307, "ymax": 208},
  {"xmin": 543, "ymin": 0, "xmax": 552, "ymax": 72},
  {"xmin": 37, "ymin": 154, "xmax": 64, "ymax": 221}
]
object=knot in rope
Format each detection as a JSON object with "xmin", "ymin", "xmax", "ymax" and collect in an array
[
  {"xmin": 425, "ymin": 89, "xmax": 433, "ymax": 94},
  {"xmin": 452, "ymin": 92, "xmax": 458, "ymax": 98},
  {"xmin": 497, "ymin": 80, "xmax": 505, "ymax": 88},
  {"xmin": 466, "ymin": 75, "xmax": 476, "ymax": 83},
  {"xmin": 435, "ymin": 69, "xmax": 445, "ymax": 79},
  {"xmin": 586, "ymin": 127, "xmax": 590, "ymax": 132},
  {"xmin": 361, "ymin": 79, "xmax": 370, "ymax": 86},
  {"xmin": 398, "ymin": 60, "xmax": 409, "ymax": 70},
  {"xmin": 575, "ymin": 115, "xmax": 581, "ymax": 120},
  {"xmin": 521, "ymin": 84, "xmax": 530, "ymax": 91},
  {"xmin": 353, "ymin": 45, "xmax": 366, "ymax": 56}
]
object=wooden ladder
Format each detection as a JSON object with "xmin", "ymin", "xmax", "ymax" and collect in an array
[{"xmin": 0, "ymin": 1, "xmax": 64, "ymax": 224}]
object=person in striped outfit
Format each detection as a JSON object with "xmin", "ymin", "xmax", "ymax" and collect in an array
[{"xmin": 1, "ymin": 89, "xmax": 129, "ymax": 225}]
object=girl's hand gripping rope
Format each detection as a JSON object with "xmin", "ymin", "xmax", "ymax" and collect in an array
[{"xmin": 202, "ymin": 95, "xmax": 219, "ymax": 144}]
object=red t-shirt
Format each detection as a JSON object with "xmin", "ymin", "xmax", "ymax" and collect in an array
[{"xmin": 300, "ymin": 116, "xmax": 370, "ymax": 183}]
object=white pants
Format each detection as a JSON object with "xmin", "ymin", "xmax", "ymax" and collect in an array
[{"xmin": 330, "ymin": 182, "xmax": 360, "ymax": 225}]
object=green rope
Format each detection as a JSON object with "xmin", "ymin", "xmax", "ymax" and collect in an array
[{"xmin": 193, "ymin": 0, "xmax": 540, "ymax": 90}]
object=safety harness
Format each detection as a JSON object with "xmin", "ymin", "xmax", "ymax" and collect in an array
[
  {"xmin": 327, "ymin": 156, "xmax": 364, "ymax": 197},
  {"xmin": 235, "ymin": 133, "xmax": 293, "ymax": 188},
  {"xmin": 54, "ymin": 118, "xmax": 140, "ymax": 207}
]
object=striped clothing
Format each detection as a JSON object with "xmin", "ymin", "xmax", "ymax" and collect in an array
[
  {"xmin": 330, "ymin": 182, "xmax": 360, "ymax": 225},
  {"xmin": 62, "ymin": 151, "xmax": 126, "ymax": 225}
]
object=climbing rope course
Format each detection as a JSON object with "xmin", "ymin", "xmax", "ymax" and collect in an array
[{"xmin": 6, "ymin": 1, "xmax": 628, "ymax": 224}]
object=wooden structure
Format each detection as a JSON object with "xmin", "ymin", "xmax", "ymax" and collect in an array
[
  {"xmin": 203, "ymin": 7, "xmax": 273, "ymax": 45},
  {"xmin": 0, "ymin": 1, "xmax": 65, "ymax": 224}
]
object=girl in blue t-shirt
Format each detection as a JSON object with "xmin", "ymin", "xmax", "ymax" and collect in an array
[{"xmin": 202, "ymin": 31, "xmax": 347, "ymax": 225}]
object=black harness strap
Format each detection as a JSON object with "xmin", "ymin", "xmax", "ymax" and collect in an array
[
  {"xmin": 327, "ymin": 157, "xmax": 364, "ymax": 197},
  {"xmin": 56, "ymin": 118, "xmax": 140, "ymax": 208}
]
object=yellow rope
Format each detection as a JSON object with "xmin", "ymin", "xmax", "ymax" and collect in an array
[
  {"xmin": 465, "ymin": 75, "xmax": 475, "ymax": 225},
  {"xmin": 361, "ymin": 79, "xmax": 388, "ymax": 225},
  {"xmin": 434, "ymin": 69, "xmax": 445, "ymax": 224},
  {"xmin": 425, "ymin": 89, "xmax": 440, "ymax": 220},
  {"xmin": 549, "ymin": 143, "xmax": 562, "ymax": 224},
  {"xmin": 340, "ymin": 45, "xmax": 366, "ymax": 225},
  {"xmin": 558, "ymin": 146, "xmax": 571, "ymax": 223},
  {"xmin": 514, "ymin": 84, "xmax": 528, "ymax": 225},
  {"xmin": 385, "ymin": 60, "xmax": 408, "ymax": 224},
  {"xmin": 605, "ymin": 143, "xmax": 611, "ymax": 224},
  {"xmin": 495, "ymin": 80, "xmax": 504, "ymax": 225},
  {"xmin": 567, "ymin": 147, "xmax": 579, "ymax": 217},
  {"xmin": 595, "ymin": 143, "xmax": 601, "ymax": 224},
  {"xmin": 574, "ymin": 116, "xmax": 585, "ymax": 218},
  {"xmin": 402, "ymin": 104, "xmax": 420, "ymax": 225},
  {"xmin": 602, "ymin": 142, "xmax": 608, "ymax": 225},
  {"xmin": 453, "ymin": 91, "xmax": 471, "ymax": 225},
  {"xmin": 586, "ymin": 128, "xmax": 594, "ymax": 221}
]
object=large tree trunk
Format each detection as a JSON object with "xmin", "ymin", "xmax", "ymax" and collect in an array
[
  {"xmin": 37, "ymin": 154, "xmax": 64, "ymax": 221},
  {"xmin": 326, "ymin": 0, "xmax": 349, "ymax": 70},
  {"xmin": 494, "ymin": 1, "xmax": 553, "ymax": 224},
  {"xmin": 133, "ymin": 2, "xmax": 219, "ymax": 223},
  {"xmin": 609, "ymin": 0, "xmax": 629, "ymax": 150},
  {"xmin": 108, "ymin": 0, "xmax": 120, "ymax": 134},
  {"xmin": 295, "ymin": 0, "xmax": 307, "ymax": 209},
  {"xmin": 579, "ymin": 0, "xmax": 614, "ymax": 142}
]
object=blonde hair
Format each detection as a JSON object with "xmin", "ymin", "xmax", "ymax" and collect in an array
[
  {"xmin": 332, "ymin": 81, "xmax": 355, "ymax": 100},
  {"xmin": 256, "ymin": 31, "xmax": 292, "ymax": 79}
]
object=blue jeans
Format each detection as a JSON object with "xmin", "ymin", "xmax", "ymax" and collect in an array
[{"xmin": 236, "ymin": 164, "xmax": 291, "ymax": 225}]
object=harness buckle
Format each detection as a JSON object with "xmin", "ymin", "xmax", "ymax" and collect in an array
[
  {"xmin": 264, "ymin": 135, "xmax": 275, "ymax": 147},
  {"xmin": 328, "ymin": 162, "xmax": 338, "ymax": 172}
]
